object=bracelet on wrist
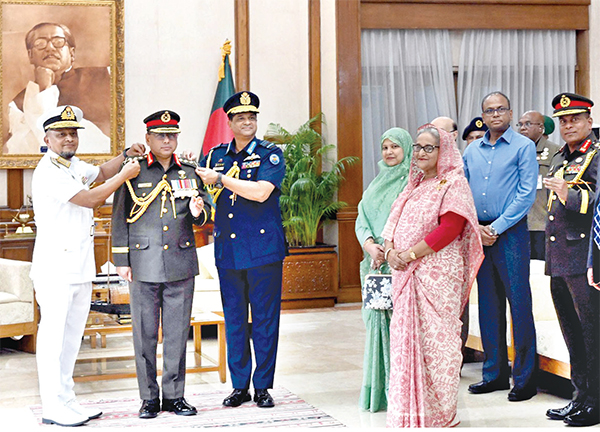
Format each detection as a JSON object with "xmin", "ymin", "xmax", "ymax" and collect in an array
[
  {"xmin": 363, "ymin": 237, "xmax": 374, "ymax": 248},
  {"xmin": 384, "ymin": 248, "xmax": 392, "ymax": 261}
]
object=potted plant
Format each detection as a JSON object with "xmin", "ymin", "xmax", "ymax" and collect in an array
[{"xmin": 264, "ymin": 114, "xmax": 358, "ymax": 308}]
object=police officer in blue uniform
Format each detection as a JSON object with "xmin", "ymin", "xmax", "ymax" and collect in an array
[
  {"xmin": 197, "ymin": 91, "xmax": 286, "ymax": 408},
  {"xmin": 112, "ymin": 110, "xmax": 210, "ymax": 419}
]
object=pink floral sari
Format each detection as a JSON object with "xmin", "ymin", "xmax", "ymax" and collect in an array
[{"xmin": 382, "ymin": 127, "xmax": 483, "ymax": 428}]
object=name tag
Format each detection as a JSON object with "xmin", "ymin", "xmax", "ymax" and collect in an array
[
  {"xmin": 138, "ymin": 182, "xmax": 153, "ymax": 188},
  {"xmin": 537, "ymin": 174, "xmax": 542, "ymax": 190}
]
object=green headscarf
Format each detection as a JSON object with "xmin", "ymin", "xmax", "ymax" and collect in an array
[{"xmin": 355, "ymin": 127, "xmax": 413, "ymax": 247}]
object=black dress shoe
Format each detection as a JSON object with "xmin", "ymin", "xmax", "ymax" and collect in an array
[
  {"xmin": 162, "ymin": 397, "xmax": 197, "ymax": 416},
  {"xmin": 254, "ymin": 389, "xmax": 275, "ymax": 408},
  {"xmin": 564, "ymin": 405, "xmax": 600, "ymax": 427},
  {"xmin": 468, "ymin": 379, "xmax": 510, "ymax": 394},
  {"xmin": 139, "ymin": 398, "xmax": 161, "ymax": 419},
  {"xmin": 223, "ymin": 389, "xmax": 251, "ymax": 407},
  {"xmin": 547, "ymin": 401, "xmax": 584, "ymax": 420},
  {"xmin": 508, "ymin": 386, "xmax": 537, "ymax": 402}
]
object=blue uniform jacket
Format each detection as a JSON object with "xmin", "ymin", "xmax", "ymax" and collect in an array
[{"xmin": 201, "ymin": 138, "xmax": 286, "ymax": 270}]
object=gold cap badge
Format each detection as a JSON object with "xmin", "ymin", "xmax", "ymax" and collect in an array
[
  {"xmin": 560, "ymin": 95, "xmax": 571, "ymax": 108},
  {"xmin": 475, "ymin": 119, "xmax": 483, "ymax": 128},
  {"xmin": 240, "ymin": 92, "xmax": 251, "ymax": 106},
  {"xmin": 61, "ymin": 106, "xmax": 75, "ymax": 120},
  {"xmin": 161, "ymin": 111, "xmax": 171, "ymax": 122}
]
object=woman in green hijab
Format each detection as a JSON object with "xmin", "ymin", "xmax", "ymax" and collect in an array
[{"xmin": 355, "ymin": 127, "xmax": 413, "ymax": 412}]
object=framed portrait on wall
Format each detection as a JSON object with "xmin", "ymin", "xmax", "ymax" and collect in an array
[{"xmin": 0, "ymin": 0, "xmax": 124, "ymax": 168}]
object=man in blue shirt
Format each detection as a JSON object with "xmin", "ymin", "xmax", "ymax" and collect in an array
[
  {"xmin": 197, "ymin": 91, "xmax": 286, "ymax": 409},
  {"xmin": 463, "ymin": 91, "xmax": 538, "ymax": 401}
]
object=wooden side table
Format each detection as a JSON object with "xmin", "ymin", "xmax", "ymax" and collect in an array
[{"xmin": 76, "ymin": 312, "xmax": 226, "ymax": 383}]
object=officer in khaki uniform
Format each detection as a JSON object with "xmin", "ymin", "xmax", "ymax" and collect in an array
[
  {"xmin": 111, "ymin": 111, "xmax": 210, "ymax": 419},
  {"xmin": 516, "ymin": 110, "xmax": 561, "ymax": 260},
  {"xmin": 543, "ymin": 93, "xmax": 600, "ymax": 427},
  {"xmin": 197, "ymin": 91, "xmax": 286, "ymax": 409}
]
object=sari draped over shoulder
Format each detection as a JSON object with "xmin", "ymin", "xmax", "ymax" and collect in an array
[
  {"xmin": 382, "ymin": 127, "xmax": 484, "ymax": 428},
  {"xmin": 355, "ymin": 127, "xmax": 413, "ymax": 413}
]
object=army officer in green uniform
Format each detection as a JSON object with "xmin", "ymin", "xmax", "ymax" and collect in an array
[
  {"xmin": 543, "ymin": 93, "xmax": 600, "ymax": 427},
  {"xmin": 112, "ymin": 110, "xmax": 210, "ymax": 419}
]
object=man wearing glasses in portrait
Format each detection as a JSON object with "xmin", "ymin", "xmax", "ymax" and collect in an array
[{"xmin": 4, "ymin": 22, "xmax": 110, "ymax": 155}]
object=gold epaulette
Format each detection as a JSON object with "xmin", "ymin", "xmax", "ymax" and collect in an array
[{"xmin": 50, "ymin": 156, "xmax": 71, "ymax": 168}]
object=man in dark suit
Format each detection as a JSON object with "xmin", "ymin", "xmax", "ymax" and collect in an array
[
  {"xmin": 112, "ymin": 110, "xmax": 210, "ymax": 419},
  {"xmin": 197, "ymin": 91, "xmax": 287, "ymax": 409},
  {"xmin": 5, "ymin": 22, "xmax": 110, "ymax": 154},
  {"xmin": 543, "ymin": 93, "xmax": 599, "ymax": 427}
]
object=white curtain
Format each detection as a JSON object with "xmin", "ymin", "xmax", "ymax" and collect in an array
[
  {"xmin": 361, "ymin": 30, "xmax": 456, "ymax": 189},
  {"xmin": 457, "ymin": 30, "xmax": 576, "ymax": 149}
]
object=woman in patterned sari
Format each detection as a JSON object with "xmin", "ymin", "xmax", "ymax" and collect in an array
[
  {"xmin": 382, "ymin": 125, "xmax": 483, "ymax": 427},
  {"xmin": 355, "ymin": 127, "xmax": 413, "ymax": 412}
]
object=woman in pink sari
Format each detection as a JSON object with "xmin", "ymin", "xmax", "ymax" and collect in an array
[{"xmin": 382, "ymin": 125, "xmax": 483, "ymax": 427}]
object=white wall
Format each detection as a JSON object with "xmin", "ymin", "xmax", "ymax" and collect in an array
[
  {"xmin": 124, "ymin": 0, "xmax": 235, "ymax": 152},
  {"xmin": 249, "ymin": 0, "xmax": 309, "ymax": 137}
]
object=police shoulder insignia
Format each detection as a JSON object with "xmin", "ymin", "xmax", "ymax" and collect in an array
[{"xmin": 269, "ymin": 154, "xmax": 280, "ymax": 165}]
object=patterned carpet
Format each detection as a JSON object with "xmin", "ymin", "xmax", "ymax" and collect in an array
[{"xmin": 29, "ymin": 387, "xmax": 345, "ymax": 428}]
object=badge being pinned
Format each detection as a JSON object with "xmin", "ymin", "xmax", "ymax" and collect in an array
[{"xmin": 269, "ymin": 154, "xmax": 280, "ymax": 165}]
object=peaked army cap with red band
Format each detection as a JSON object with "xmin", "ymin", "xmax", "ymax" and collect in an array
[
  {"xmin": 551, "ymin": 92, "xmax": 594, "ymax": 118},
  {"xmin": 144, "ymin": 110, "xmax": 181, "ymax": 133}
]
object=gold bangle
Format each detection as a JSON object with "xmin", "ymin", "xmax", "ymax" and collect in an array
[{"xmin": 363, "ymin": 237, "xmax": 374, "ymax": 248}]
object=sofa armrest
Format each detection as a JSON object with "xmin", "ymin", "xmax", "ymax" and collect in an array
[{"xmin": 0, "ymin": 258, "xmax": 33, "ymax": 302}]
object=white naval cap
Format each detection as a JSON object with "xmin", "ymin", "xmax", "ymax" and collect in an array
[{"xmin": 37, "ymin": 105, "xmax": 85, "ymax": 132}]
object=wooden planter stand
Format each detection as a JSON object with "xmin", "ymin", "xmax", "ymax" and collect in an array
[{"xmin": 282, "ymin": 245, "xmax": 338, "ymax": 309}]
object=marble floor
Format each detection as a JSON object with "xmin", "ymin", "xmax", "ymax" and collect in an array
[{"xmin": 0, "ymin": 304, "xmax": 580, "ymax": 429}]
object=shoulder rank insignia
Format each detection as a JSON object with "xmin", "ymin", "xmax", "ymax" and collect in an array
[{"xmin": 51, "ymin": 156, "xmax": 71, "ymax": 168}]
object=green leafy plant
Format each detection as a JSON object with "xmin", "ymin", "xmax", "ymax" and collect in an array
[{"xmin": 264, "ymin": 114, "xmax": 358, "ymax": 247}]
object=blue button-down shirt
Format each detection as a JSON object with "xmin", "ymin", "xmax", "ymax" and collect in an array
[{"xmin": 463, "ymin": 127, "xmax": 537, "ymax": 234}]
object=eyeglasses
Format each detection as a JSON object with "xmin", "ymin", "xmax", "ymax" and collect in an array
[
  {"xmin": 32, "ymin": 36, "xmax": 67, "ymax": 50},
  {"xmin": 153, "ymin": 133, "xmax": 179, "ymax": 140},
  {"xmin": 483, "ymin": 107, "xmax": 510, "ymax": 116},
  {"xmin": 412, "ymin": 144, "xmax": 439, "ymax": 153},
  {"xmin": 516, "ymin": 121, "xmax": 543, "ymax": 129}
]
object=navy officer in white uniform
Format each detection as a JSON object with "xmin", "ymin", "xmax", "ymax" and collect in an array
[
  {"xmin": 31, "ymin": 105, "xmax": 142, "ymax": 427},
  {"xmin": 197, "ymin": 91, "xmax": 286, "ymax": 408}
]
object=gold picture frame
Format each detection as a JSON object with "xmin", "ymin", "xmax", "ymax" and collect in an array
[{"xmin": 0, "ymin": 0, "xmax": 124, "ymax": 168}]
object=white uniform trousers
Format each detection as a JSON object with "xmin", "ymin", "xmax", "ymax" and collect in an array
[{"xmin": 34, "ymin": 280, "xmax": 92, "ymax": 411}]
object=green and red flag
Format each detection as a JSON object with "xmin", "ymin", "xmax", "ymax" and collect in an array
[{"xmin": 202, "ymin": 40, "xmax": 236, "ymax": 156}]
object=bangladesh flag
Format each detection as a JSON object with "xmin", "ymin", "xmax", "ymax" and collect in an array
[{"xmin": 202, "ymin": 40, "xmax": 236, "ymax": 156}]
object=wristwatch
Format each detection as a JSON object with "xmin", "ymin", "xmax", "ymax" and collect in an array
[
  {"xmin": 215, "ymin": 172, "xmax": 224, "ymax": 189},
  {"xmin": 122, "ymin": 147, "xmax": 130, "ymax": 158},
  {"xmin": 408, "ymin": 248, "xmax": 417, "ymax": 261},
  {"xmin": 489, "ymin": 225, "xmax": 498, "ymax": 236}
]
